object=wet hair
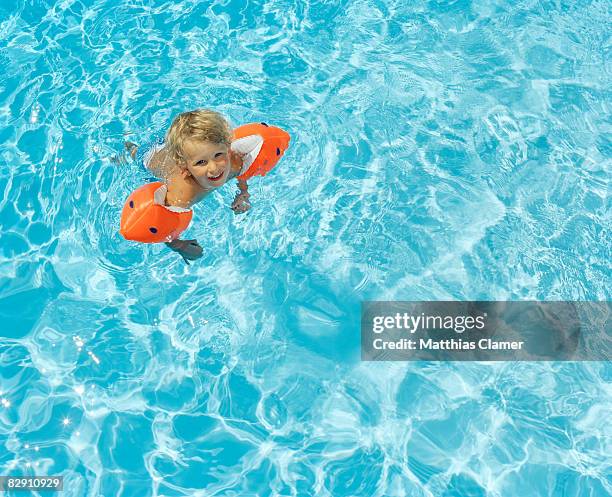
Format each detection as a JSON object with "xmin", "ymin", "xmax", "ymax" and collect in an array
[{"xmin": 165, "ymin": 109, "xmax": 232, "ymax": 165}]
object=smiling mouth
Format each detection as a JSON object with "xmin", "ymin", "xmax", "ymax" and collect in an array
[{"xmin": 207, "ymin": 171, "xmax": 224, "ymax": 182}]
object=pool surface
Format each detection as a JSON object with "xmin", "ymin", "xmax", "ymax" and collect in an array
[{"xmin": 0, "ymin": 0, "xmax": 610, "ymax": 496}]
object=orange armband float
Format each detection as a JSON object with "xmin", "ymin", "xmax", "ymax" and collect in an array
[
  {"xmin": 119, "ymin": 182, "xmax": 192, "ymax": 243},
  {"xmin": 232, "ymin": 122, "xmax": 290, "ymax": 180}
]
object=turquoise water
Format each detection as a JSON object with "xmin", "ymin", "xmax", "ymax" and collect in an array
[{"xmin": 1, "ymin": 0, "xmax": 610, "ymax": 495}]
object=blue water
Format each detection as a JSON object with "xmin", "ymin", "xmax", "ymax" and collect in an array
[{"xmin": 1, "ymin": 0, "xmax": 610, "ymax": 496}]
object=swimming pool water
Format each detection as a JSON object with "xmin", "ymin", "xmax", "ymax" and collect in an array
[{"xmin": 0, "ymin": 0, "xmax": 610, "ymax": 496}]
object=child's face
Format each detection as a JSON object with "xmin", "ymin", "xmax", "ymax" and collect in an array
[{"xmin": 181, "ymin": 139, "xmax": 231, "ymax": 189}]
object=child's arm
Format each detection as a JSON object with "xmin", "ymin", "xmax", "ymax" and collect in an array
[
  {"xmin": 162, "ymin": 174, "xmax": 209, "ymax": 264},
  {"xmin": 237, "ymin": 179, "xmax": 249, "ymax": 196},
  {"xmin": 231, "ymin": 179, "xmax": 251, "ymax": 214}
]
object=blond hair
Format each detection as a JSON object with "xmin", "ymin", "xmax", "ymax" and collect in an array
[{"xmin": 165, "ymin": 109, "xmax": 232, "ymax": 164}]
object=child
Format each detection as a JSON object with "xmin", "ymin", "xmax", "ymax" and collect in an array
[{"xmin": 122, "ymin": 109, "xmax": 289, "ymax": 263}]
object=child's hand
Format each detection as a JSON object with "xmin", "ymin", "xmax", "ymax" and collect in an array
[
  {"xmin": 165, "ymin": 239, "xmax": 203, "ymax": 264},
  {"xmin": 231, "ymin": 191, "xmax": 251, "ymax": 214}
]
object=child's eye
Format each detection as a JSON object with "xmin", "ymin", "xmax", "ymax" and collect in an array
[
  {"xmin": 195, "ymin": 159, "xmax": 208, "ymax": 166},
  {"xmin": 215, "ymin": 153, "xmax": 225, "ymax": 159}
]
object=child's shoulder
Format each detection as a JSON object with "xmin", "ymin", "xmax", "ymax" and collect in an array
[
  {"xmin": 165, "ymin": 171, "xmax": 209, "ymax": 209},
  {"xmin": 229, "ymin": 149, "xmax": 244, "ymax": 179}
]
